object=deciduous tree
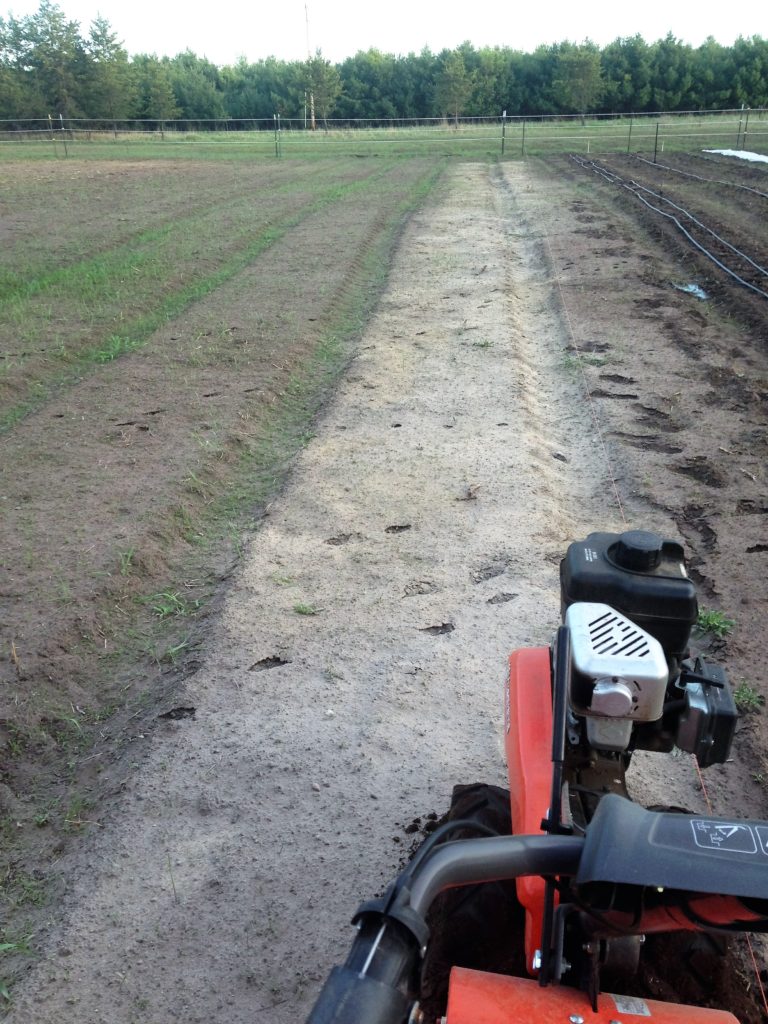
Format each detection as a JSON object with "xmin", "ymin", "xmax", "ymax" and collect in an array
[
  {"xmin": 433, "ymin": 50, "xmax": 473, "ymax": 124},
  {"xmin": 556, "ymin": 43, "xmax": 604, "ymax": 120},
  {"xmin": 302, "ymin": 50, "xmax": 342, "ymax": 125}
]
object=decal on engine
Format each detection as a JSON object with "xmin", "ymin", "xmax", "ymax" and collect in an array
[{"xmin": 691, "ymin": 819, "xmax": 758, "ymax": 854}]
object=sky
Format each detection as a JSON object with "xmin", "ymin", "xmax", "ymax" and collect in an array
[{"xmin": 4, "ymin": 0, "xmax": 767, "ymax": 66}]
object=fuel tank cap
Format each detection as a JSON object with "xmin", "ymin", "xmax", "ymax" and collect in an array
[{"xmin": 612, "ymin": 530, "xmax": 664, "ymax": 572}]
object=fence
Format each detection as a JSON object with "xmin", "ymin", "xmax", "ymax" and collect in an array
[{"xmin": 1, "ymin": 109, "xmax": 766, "ymax": 159}]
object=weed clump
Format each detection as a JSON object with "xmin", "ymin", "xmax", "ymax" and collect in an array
[
  {"xmin": 696, "ymin": 608, "xmax": 735, "ymax": 639},
  {"xmin": 734, "ymin": 682, "xmax": 764, "ymax": 714}
]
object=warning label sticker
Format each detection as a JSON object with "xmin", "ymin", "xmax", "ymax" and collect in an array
[
  {"xmin": 691, "ymin": 819, "xmax": 758, "ymax": 854},
  {"xmin": 609, "ymin": 994, "xmax": 651, "ymax": 1016}
]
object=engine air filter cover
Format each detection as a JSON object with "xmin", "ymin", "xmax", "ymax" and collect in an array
[{"xmin": 566, "ymin": 602, "xmax": 669, "ymax": 722}]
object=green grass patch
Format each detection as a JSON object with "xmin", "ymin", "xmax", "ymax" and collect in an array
[
  {"xmin": 204, "ymin": 161, "xmax": 443, "ymax": 532},
  {"xmin": 293, "ymin": 603, "xmax": 320, "ymax": 616},
  {"xmin": 0, "ymin": 934, "xmax": 33, "ymax": 957},
  {"xmin": 0, "ymin": 870, "xmax": 46, "ymax": 910},
  {"xmin": 0, "ymin": 160, "xmax": 444, "ymax": 999},
  {"xmin": 142, "ymin": 590, "xmax": 200, "ymax": 619},
  {"xmin": 0, "ymin": 925, "xmax": 35, "ymax": 1000},
  {"xmin": 0, "ymin": 160, "xmax": 416, "ymax": 433},
  {"xmin": 62, "ymin": 793, "xmax": 93, "ymax": 832},
  {"xmin": 696, "ymin": 608, "xmax": 735, "ymax": 638}
]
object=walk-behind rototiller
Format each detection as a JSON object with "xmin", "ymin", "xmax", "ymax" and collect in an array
[{"xmin": 307, "ymin": 529, "xmax": 768, "ymax": 1024}]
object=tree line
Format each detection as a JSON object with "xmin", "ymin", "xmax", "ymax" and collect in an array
[{"xmin": 2, "ymin": 1, "xmax": 767, "ymax": 124}]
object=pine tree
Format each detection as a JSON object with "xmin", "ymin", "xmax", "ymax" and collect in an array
[{"xmin": 84, "ymin": 15, "xmax": 135, "ymax": 120}]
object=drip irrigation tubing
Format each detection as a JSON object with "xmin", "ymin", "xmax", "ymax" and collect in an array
[
  {"xmin": 570, "ymin": 155, "xmax": 768, "ymax": 301},
  {"xmin": 632, "ymin": 154, "xmax": 768, "ymax": 201}
]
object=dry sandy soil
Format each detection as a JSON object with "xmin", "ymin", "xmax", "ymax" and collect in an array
[{"xmin": 4, "ymin": 155, "xmax": 768, "ymax": 1022}]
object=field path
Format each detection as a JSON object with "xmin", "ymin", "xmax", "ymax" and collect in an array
[{"xmin": 9, "ymin": 163, "xmax": 706, "ymax": 1023}]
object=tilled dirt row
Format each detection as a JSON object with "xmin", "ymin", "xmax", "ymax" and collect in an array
[
  {"xmin": 569, "ymin": 151, "xmax": 768, "ymax": 325},
  {"xmin": 520, "ymin": 154, "xmax": 768, "ymax": 1020},
  {"xmin": 541, "ymin": 154, "xmax": 768, "ymax": 736},
  {"xmin": 1, "ymin": 156, "xmax": 445, "ymax": 996},
  {"xmin": 0, "ymin": 158, "xmax": 370, "ymax": 278},
  {"xmin": 9, "ymin": 159, "xmax": 761, "ymax": 1023},
  {"xmin": 0, "ymin": 157, "xmax": 436, "ymax": 821}
]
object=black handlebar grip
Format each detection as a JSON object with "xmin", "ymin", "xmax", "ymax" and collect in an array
[
  {"xmin": 306, "ymin": 910, "xmax": 421, "ymax": 1024},
  {"xmin": 306, "ymin": 966, "xmax": 412, "ymax": 1024}
]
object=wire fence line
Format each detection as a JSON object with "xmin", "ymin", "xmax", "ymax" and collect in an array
[
  {"xmin": 1, "ymin": 109, "xmax": 766, "ymax": 158},
  {"xmin": 1, "ymin": 108, "xmax": 766, "ymax": 130}
]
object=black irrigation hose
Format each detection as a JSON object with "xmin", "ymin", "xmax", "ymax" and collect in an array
[
  {"xmin": 632, "ymin": 154, "xmax": 768, "ymax": 201},
  {"xmin": 575, "ymin": 156, "xmax": 768, "ymax": 276},
  {"xmin": 625, "ymin": 177, "xmax": 768, "ymax": 277},
  {"xmin": 571, "ymin": 155, "xmax": 768, "ymax": 301},
  {"xmin": 573, "ymin": 155, "xmax": 768, "ymax": 282}
]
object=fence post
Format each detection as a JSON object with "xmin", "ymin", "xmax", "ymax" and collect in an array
[
  {"xmin": 59, "ymin": 112, "xmax": 68, "ymax": 157},
  {"xmin": 627, "ymin": 117, "xmax": 633, "ymax": 153},
  {"xmin": 736, "ymin": 104, "xmax": 744, "ymax": 148},
  {"xmin": 653, "ymin": 122, "xmax": 659, "ymax": 163},
  {"xmin": 521, "ymin": 118, "xmax": 526, "ymax": 158},
  {"xmin": 742, "ymin": 108, "xmax": 750, "ymax": 150},
  {"xmin": 501, "ymin": 109, "xmax": 506, "ymax": 157}
]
